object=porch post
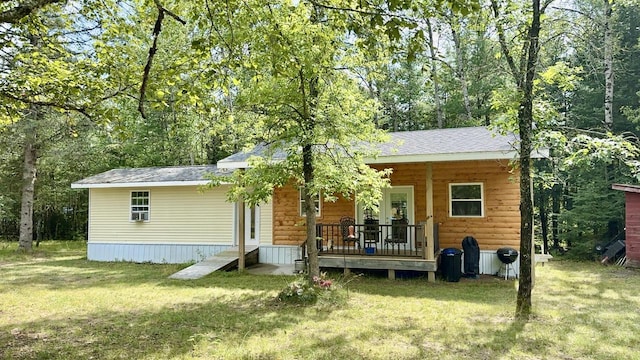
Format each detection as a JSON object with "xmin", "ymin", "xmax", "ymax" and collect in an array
[
  {"xmin": 237, "ymin": 196, "xmax": 246, "ymax": 271},
  {"xmin": 426, "ymin": 163, "xmax": 436, "ymax": 283}
]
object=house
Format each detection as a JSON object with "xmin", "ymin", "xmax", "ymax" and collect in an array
[
  {"xmin": 72, "ymin": 126, "xmax": 548, "ymax": 279},
  {"xmin": 612, "ymin": 184, "xmax": 640, "ymax": 267}
]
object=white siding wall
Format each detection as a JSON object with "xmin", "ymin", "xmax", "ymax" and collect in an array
[
  {"xmin": 88, "ymin": 186, "xmax": 234, "ymax": 244},
  {"xmin": 259, "ymin": 201, "xmax": 273, "ymax": 245},
  {"xmin": 460, "ymin": 250, "xmax": 521, "ymax": 277},
  {"xmin": 87, "ymin": 243, "xmax": 232, "ymax": 263},
  {"xmin": 258, "ymin": 245, "xmax": 301, "ymax": 264},
  {"xmin": 86, "ymin": 186, "xmax": 285, "ymax": 264}
]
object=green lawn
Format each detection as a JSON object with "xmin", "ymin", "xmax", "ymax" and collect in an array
[{"xmin": 1, "ymin": 241, "xmax": 640, "ymax": 359}]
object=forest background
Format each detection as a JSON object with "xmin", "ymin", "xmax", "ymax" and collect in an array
[{"xmin": 1, "ymin": 0, "xmax": 639, "ymax": 261}]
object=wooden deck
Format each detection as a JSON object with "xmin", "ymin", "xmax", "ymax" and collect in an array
[
  {"xmin": 318, "ymin": 254, "xmax": 437, "ymax": 272},
  {"xmin": 314, "ymin": 222, "xmax": 438, "ymax": 281}
]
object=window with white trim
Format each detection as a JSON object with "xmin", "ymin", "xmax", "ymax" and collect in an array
[
  {"xmin": 131, "ymin": 191, "xmax": 150, "ymax": 221},
  {"xmin": 299, "ymin": 189, "xmax": 321, "ymax": 217},
  {"xmin": 449, "ymin": 183, "xmax": 483, "ymax": 217}
]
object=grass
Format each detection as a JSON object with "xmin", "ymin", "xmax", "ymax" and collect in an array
[{"xmin": 1, "ymin": 241, "xmax": 640, "ymax": 359}]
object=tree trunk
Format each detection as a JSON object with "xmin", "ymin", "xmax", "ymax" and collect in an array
[
  {"xmin": 538, "ymin": 182, "xmax": 549, "ymax": 254},
  {"xmin": 18, "ymin": 131, "xmax": 37, "ymax": 251},
  {"xmin": 603, "ymin": 0, "xmax": 614, "ymax": 130},
  {"xmin": 552, "ymin": 183, "xmax": 560, "ymax": 249},
  {"xmin": 426, "ymin": 18, "xmax": 445, "ymax": 128},
  {"xmin": 302, "ymin": 144, "xmax": 319, "ymax": 279},
  {"xmin": 450, "ymin": 23, "xmax": 473, "ymax": 121},
  {"xmin": 515, "ymin": 0, "xmax": 543, "ymax": 320}
]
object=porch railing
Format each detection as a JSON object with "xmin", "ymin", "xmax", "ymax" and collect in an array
[{"xmin": 314, "ymin": 222, "xmax": 434, "ymax": 259}]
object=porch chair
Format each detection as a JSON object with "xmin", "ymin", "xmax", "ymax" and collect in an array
[
  {"xmin": 385, "ymin": 218, "xmax": 409, "ymax": 248},
  {"xmin": 362, "ymin": 217, "xmax": 381, "ymax": 247},
  {"xmin": 340, "ymin": 216, "xmax": 361, "ymax": 249}
]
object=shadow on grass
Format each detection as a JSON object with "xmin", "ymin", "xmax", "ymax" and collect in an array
[
  {"xmin": 169, "ymin": 267, "xmax": 519, "ymax": 305},
  {"xmin": 2, "ymin": 253, "xmax": 520, "ymax": 308},
  {"xmin": 0, "ymin": 257, "xmax": 189, "ymax": 290},
  {"xmin": 342, "ymin": 274, "xmax": 518, "ymax": 305},
  {"xmin": 0, "ymin": 292, "xmax": 307, "ymax": 360}
]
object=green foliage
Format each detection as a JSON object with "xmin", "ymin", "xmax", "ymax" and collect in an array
[
  {"xmin": 195, "ymin": 1, "xmax": 393, "ymax": 210},
  {"xmin": 557, "ymin": 133, "xmax": 638, "ymax": 258},
  {"xmin": 564, "ymin": 1, "xmax": 640, "ymax": 133}
]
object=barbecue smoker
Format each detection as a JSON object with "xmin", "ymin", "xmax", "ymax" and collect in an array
[{"xmin": 496, "ymin": 247, "xmax": 519, "ymax": 280}]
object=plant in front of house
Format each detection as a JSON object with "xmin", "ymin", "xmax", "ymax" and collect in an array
[{"xmin": 276, "ymin": 272, "xmax": 344, "ymax": 305}]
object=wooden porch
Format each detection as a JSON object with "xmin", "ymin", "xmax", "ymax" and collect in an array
[{"xmin": 314, "ymin": 222, "xmax": 439, "ymax": 281}]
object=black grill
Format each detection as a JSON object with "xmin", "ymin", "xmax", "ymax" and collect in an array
[{"xmin": 497, "ymin": 247, "xmax": 518, "ymax": 264}]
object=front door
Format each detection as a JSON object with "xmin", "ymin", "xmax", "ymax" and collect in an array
[
  {"xmin": 244, "ymin": 205, "xmax": 260, "ymax": 246},
  {"xmin": 357, "ymin": 186, "xmax": 414, "ymax": 242},
  {"xmin": 382, "ymin": 186, "xmax": 414, "ymax": 226}
]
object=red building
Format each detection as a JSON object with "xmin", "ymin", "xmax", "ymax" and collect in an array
[{"xmin": 612, "ymin": 184, "xmax": 640, "ymax": 268}]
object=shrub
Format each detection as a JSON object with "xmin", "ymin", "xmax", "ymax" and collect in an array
[{"xmin": 276, "ymin": 272, "xmax": 338, "ymax": 305}]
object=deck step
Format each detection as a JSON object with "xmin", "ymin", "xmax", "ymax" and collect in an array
[{"xmin": 169, "ymin": 246, "xmax": 258, "ymax": 280}]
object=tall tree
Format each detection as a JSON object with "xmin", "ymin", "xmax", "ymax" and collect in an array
[
  {"xmin": 18, "ymin": 107, "xmax": 38, "ymax": 250},
  {"xmin": 425, "ymin": 18, "xmax": 446, "ymax": 128},
  {"xmin": 199, "ymin": 1, "xmax": 392, "ymax": 279},
  {"xmin": 491, "ymin": 0, "xmax": 551, "ymax": 319},
  {"xmin": 603, "ymin": 0, "xmax": 614, "ymax": 129},
  {"xmin": 0, "ymin": 1, "xmax": 135, "ymax": 250}
]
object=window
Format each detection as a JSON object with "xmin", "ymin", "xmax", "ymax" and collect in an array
[
  {"xmin": 131, "ymin": 191, "xmax": 150, "ymax": 221},
  {"xmin": 449, "ymin": 183, "xmax": 483, "ymax": 217},
  {"xmin": 299, "ymin": 188, "xmax": 321, "ymax": 217}
]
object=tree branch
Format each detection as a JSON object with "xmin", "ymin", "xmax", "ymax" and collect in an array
[
  {"xmin": 2, "ymin": 85, "xmax": 132, "ymax": 120},
  {"xmin": 490, "ymin": 0, "xmax": 522, "ymax": 86},
  {"xmin": 138, "ymin": 0, "xmax": 186, "ymax": 119},
  {"xmin": 0, "ymin": 0, "xmax": 63, "ymax": 24},
  {"xmin": 304, "ymin": 0, "xmax": 423, "ymax": 27},
  {"xmin": 2, "ymin": 91, "xmax": 91, "ymax": 118},
  {"xmin": 305, "ymin": 0, "xmax": 382, "ymax": 16}
]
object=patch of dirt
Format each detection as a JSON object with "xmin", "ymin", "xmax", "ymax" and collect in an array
[
  {"xmin": 468, "ymin": 315, "xmax": 513, "ymax": 325},
  {"xmin": 10, "ymin": 328, "xmax": 50, "ymax": 342}
]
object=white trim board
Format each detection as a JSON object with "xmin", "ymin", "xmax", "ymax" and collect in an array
[{"xmin": 71, "ymin": 180, "xmax": 221, "ymax": 189}]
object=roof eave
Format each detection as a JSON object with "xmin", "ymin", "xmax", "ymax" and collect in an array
[
  {"xmin": 71, "ymin": 180, "xmax": 224, "ymax": 189},
  {"xmin": 218, "ymin": 148, "xmax": 550, "ymax": 169},
  {"xmin": 612, "ymin": 184, "xmax": 640, "ymax": 193},
  {"xmin": 365, "ymin": 150, "xmax": 520, "ymax": 164},
  {"xmin": 216, "ymin": 161, "xmax": 249, "ymax": 170}
]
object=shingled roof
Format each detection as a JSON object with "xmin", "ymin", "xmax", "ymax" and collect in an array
[
  {"xmin": 71, "ymin": 165, "xmax": 230, "ymax": 189},
  {"xmin": 73, "ymin": 127, "xmax": 548, "ymax": 188},
  {"xmin": 217, "ymin": 126, "xmax": 545, "ymax": 168},
  {"xmin": 373, "ymin": 126, "xmax": 518, "ymax": 162}
]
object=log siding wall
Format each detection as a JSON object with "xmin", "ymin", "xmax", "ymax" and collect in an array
[
  {"xmin": 272, "ymin": 187, "xmax": 355, "ymax": 245},
  {"xmin": 433, "ymin": 160, "xmax": 520, "ymax": 250},
  {"xmin": 272, "ymin": 160, "xmax": 520, "ymax": 250}
]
